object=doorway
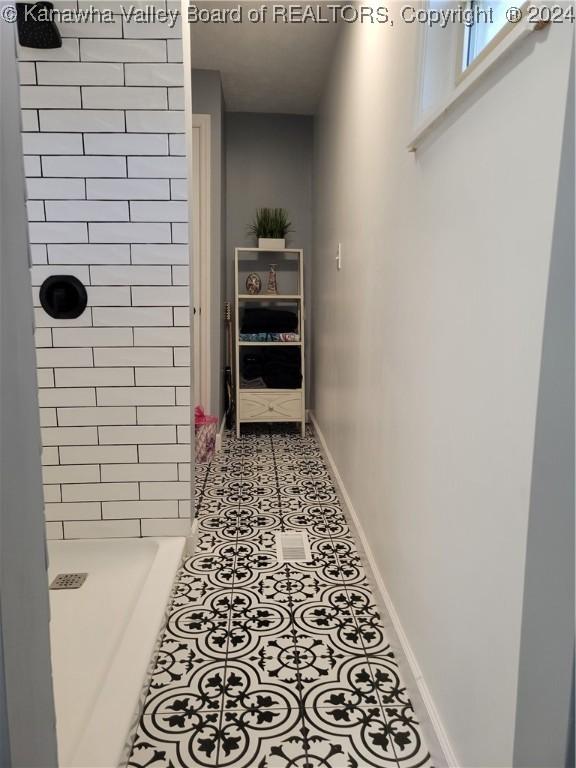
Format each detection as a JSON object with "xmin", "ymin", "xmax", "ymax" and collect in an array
[{"xmin": 191, "ymin": 114, "xmax": 211, "ymax": 412}]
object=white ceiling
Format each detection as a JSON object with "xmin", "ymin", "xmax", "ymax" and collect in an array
[{"xmin": 190, "ymin": 2, "xmax": 341, "ymax": 114}]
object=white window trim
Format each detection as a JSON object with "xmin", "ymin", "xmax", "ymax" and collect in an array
[
  {"xmin": 408, "ymin": 14, "xmax": 542, "ymax": 152},
  {"xmin": 458, "ymin": 1, "xmax": 531, "ymax": 82}
]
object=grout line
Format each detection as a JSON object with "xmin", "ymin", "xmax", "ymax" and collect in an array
[{"xmin": 211, "ymin": 428, "xmax": 245, "ymax": 767}]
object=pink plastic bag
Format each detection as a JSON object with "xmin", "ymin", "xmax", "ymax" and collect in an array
[{"xmin": 195, "ymin": 406, "xmax": 218, "ymax": 463}]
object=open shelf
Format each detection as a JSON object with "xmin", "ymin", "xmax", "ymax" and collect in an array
[
  {"xmin": 239, "ymin": 341, "xmax": 302, "ymax": 347},
  {"xmin": 239, "ymin": 387, "xmax": 303, "ymax": 392},
  {"xmin": 238, "ymin": 294, "xmax": 302, "ymax": 300},
  {"xmin": 236, "ymin": 247, "xmax": 302, "ymax": 253}
]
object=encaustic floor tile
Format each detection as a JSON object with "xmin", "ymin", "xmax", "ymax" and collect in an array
[{"xmin": 129, "ymin": 425, "xmax": 434, "ymax": 768}]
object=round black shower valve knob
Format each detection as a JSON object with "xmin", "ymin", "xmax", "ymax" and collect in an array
[
  {"xmin": 39, "ymin": 275, "xmax": 88, "ymax": 320},
  {"xmin": 17, "ymin": 2, "xmax": 63, "ymax": 49}
]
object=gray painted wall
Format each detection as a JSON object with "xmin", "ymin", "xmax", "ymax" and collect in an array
[
  {"xmin": 513, "ymin": 52, "xmax": 575, "ymax": 768},
  {"xmin": 0, "ymin": 14, "xmax": 58, "ymax": 765},
  {"xmin": 225, "ymin": 113, "xmax": 313, "ymax": 397},
  {"xmin": 192, "ymin": 70, "xmax": 226, "ymax": 419}
]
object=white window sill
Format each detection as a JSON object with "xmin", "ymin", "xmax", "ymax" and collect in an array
[{"xmin": 407, "ymin": 18, "xmax": 541, "ymax": 152}]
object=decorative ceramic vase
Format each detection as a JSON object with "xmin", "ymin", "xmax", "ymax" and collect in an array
[
  {"xmin": 258, "ymin": 238, "xmax": 286, "ymax": 250},
  {"xmin": 267, "ymin": 264, "xmax": 278, "ymax": 295},
  {"xmin": 245, "ymin": 272, "xmax": 262, "ymax": 295}
]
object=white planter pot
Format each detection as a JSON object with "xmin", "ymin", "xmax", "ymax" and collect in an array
[{"xmin": 258, "ymin": 237, "xmax": 286, "ymax": 250}]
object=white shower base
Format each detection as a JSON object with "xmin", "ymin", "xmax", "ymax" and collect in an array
[{"xmin": 47, "ymin": 537, "xmax": 186, "ymax": 768}]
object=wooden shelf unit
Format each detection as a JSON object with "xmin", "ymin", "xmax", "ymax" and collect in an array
[{"xmin": 234, "ymin": 247, "xmax": 305, "ymax": 437}]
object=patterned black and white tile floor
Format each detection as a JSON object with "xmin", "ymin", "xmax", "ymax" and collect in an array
[{"xmin": 128, "ymin": 426, "xmax": 434, "ymax": 768}]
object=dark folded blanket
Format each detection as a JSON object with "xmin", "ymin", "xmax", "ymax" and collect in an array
[{"xmin": 241, "ymin": 308, "xmax": 298, "ymax": 334}]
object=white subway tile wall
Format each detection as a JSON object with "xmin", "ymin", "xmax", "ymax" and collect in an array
[{"xmin": 19, "ymin": 11, "xmax": 191, "ymax": 540}]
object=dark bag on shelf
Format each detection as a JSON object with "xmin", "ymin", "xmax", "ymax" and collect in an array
[
  {"xmin": 240, "ymin": 348, "xmax": 302, "ymax": 389},
  {"xmin": 262, "ymin": 348, "xmax": 302, "ymax": 389}
]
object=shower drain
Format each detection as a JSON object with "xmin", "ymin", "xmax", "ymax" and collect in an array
[{"xmin": 49, "ymin": 573, "xmax": 88, "ymax": 590}]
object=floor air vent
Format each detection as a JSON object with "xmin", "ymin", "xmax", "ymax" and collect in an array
[
  {"xmin": 276, "ymin": 532, "xmax": 311, "ymax": 563},
  {"xmin": 50, "ymin": 573, "xmax": 88, "ymax": 590}
]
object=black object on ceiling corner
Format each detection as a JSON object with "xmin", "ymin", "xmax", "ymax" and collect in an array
[
  {"xmin": 40, "ymin": 276, "xmax": 88, "ymax": 320},
  {"xmin": 17, "ymin": 2, "xmax": 62, "ymax": 49}
]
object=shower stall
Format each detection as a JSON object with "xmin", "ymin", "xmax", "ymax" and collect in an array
[
  {"xmin": 48, "ymin": 537, "xmax": 186, "ymax": 767},
  {"xmin": 1, "ymin": 2, "xmax": 196, "ymax": 764}
]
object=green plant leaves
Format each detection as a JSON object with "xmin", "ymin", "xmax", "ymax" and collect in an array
[{"xmin": 248, "ymin": 207, "xmax": 292, "ymax": 240}]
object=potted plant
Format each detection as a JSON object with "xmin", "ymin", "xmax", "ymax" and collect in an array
[{"xmin": 248, "ymin": 208, "xmax": 292, "ymax": 250}]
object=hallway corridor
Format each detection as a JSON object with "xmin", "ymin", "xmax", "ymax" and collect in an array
[{"xmin": 128, "ymin": 427, "xmax": 434, "ymax": 768}]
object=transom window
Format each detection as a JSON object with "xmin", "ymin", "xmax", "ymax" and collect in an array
[{"xmin": 461, "ymin": 1, "xmax": 521, "ymax": 74}]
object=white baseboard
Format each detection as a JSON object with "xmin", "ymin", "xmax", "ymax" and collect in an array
[
  {"xmin": 310, "ymin": 412, "xmax": 458, "ymax": 768},
  {"xmin": 215, "ymin": 415, "xmax": 226, "ymax": 452}
]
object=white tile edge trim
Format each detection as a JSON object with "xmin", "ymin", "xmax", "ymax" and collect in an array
[
  {"xmin": 310, "ymin": 412, "xmax": 459, "ymax": 768},
  {"xmin": 69, "ymin": 536, "xmax": 188, "ymax": 768}
]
